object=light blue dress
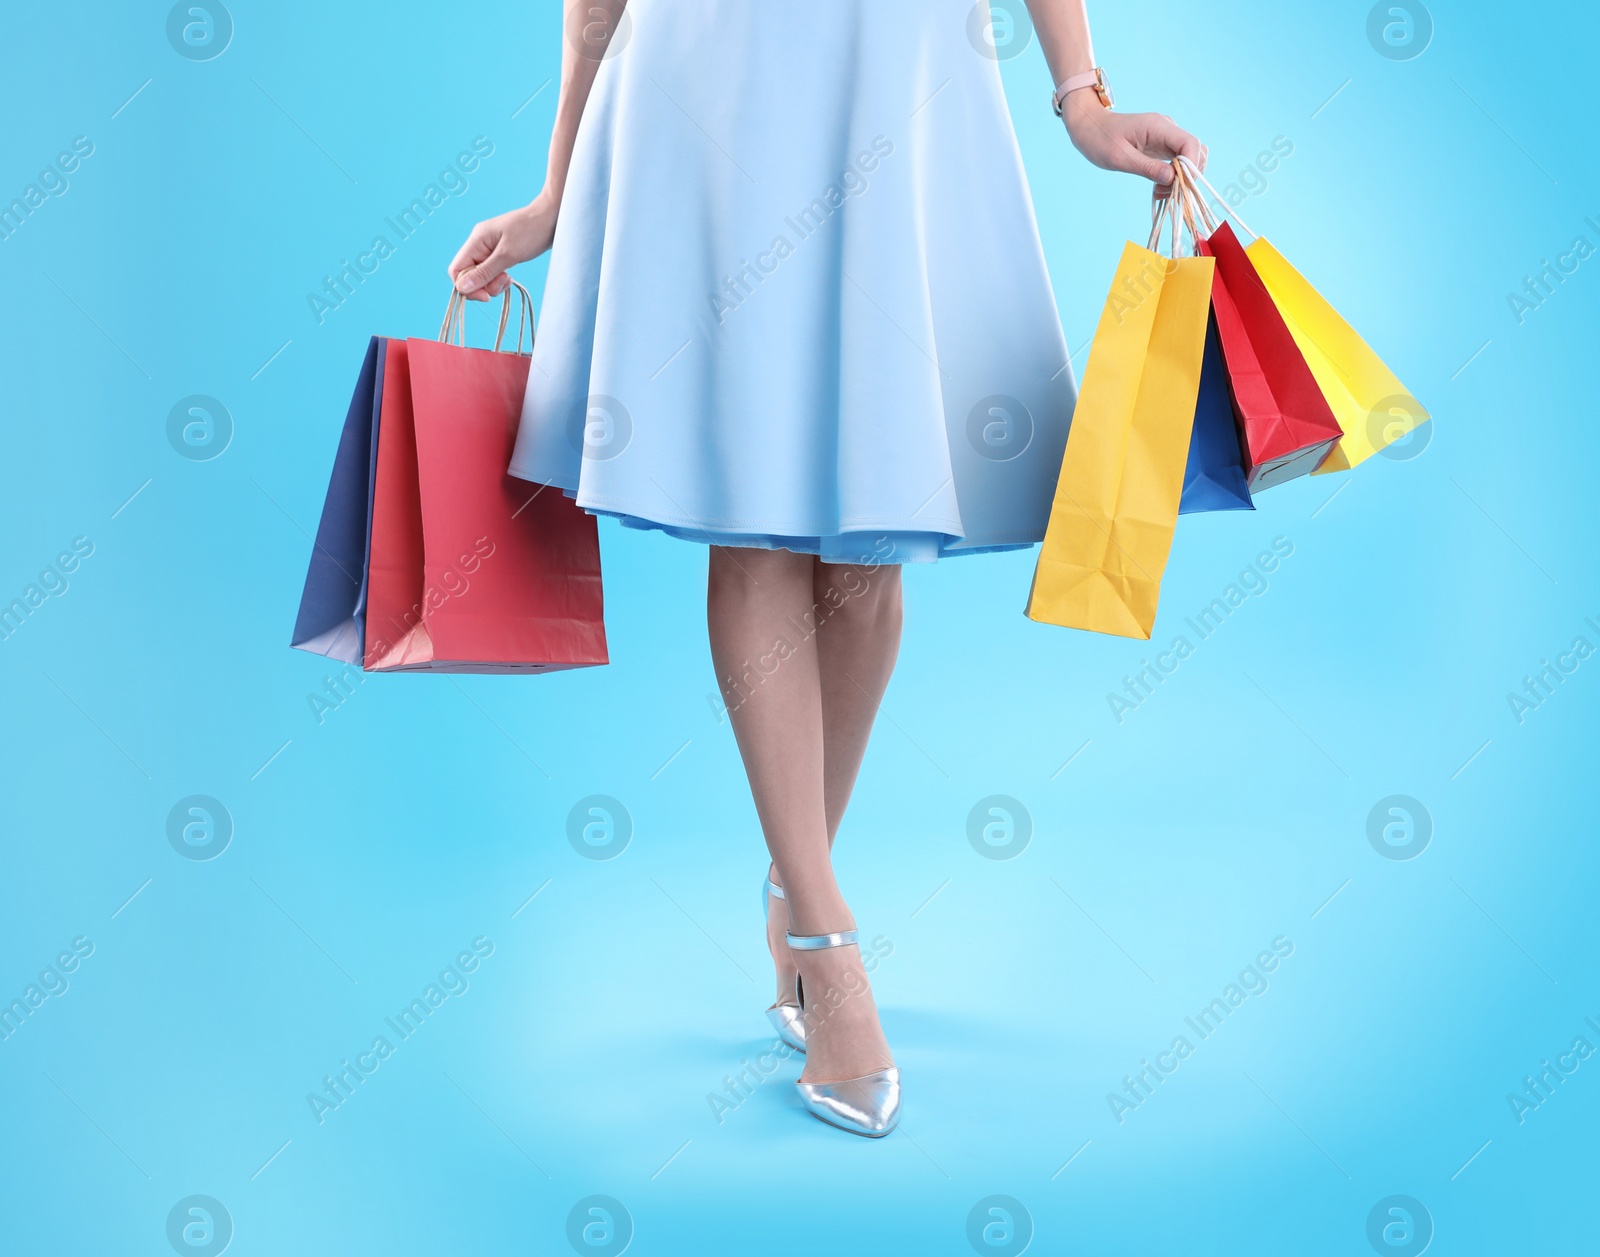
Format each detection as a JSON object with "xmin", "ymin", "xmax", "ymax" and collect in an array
[{"xmin": 508, "ymin": 0, "xmax": 1076, "ymax": 564}]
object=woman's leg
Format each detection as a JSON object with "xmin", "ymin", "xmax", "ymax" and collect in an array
[
  {"xmin": 708, "ymin": 546, "xmax": 893, "ymax": 1083},
  {"xmin": 760, "ymin": 559, "xmax": 904, "ymax": 1012},
  {"xmin": 813, "ymin": 559, "xmax": 903, "ymax": 842}
]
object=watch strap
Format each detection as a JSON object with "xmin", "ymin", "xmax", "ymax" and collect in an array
[{"xmin": 1052, "ymin": 67, "xmax": 1113, "ymax": 116}]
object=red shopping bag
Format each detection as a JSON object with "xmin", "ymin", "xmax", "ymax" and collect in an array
[
  {"xmin": 1195, "ymin": 220, "xmax": 1343, "ymax": 491},
  {"xmin": 364, "ymin": 286, "xmax": 608, "ymax": 673}
]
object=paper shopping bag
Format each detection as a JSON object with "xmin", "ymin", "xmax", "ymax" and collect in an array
[
  {"xmin": 1174, "ymin": 155, "xmax": 1430, "ymax": 476},
  {"xmin": 1026, "ymin": 241, "xmax": 1215, "ymax": 639},
  {"xmin": 364, "ymin": 336, "xmax": 425, "ymax": 667},
  {"xmin": 1198, "ymin": 223, "xmax": 1343, "ymax": 490},
  {"xmin": 1244, "ymin": 237, "xmax": 1431, "ymax": 472},
  {"xmin": 1179, "ymin": 312, "xmax": 1254, "ymax": 515},
  {"xmin": 364, "ymin": 288, "xmax": 608, "ymax": 673},
  {"xmin": 290, "ymin": 337, "xmax": 385, "ymax": 663}
]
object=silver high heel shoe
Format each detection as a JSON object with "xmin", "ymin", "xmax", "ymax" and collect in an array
[
  {"xmin": 787, "ymin": 928, "xmax": 901, "ymax": 1137},
  {"xmin": 763, "ymin": 877, "xmax": 807, "ymax": 1053}
]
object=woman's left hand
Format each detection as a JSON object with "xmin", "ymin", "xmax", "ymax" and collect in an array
[{"xmin": 1061, "ymin": 93, "xmax": 1207, "ymax": 189}]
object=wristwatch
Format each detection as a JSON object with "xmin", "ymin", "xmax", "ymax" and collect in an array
[{"xmin": 1052, "ymin": 68, "xmax": 1114, "ymax": 116}]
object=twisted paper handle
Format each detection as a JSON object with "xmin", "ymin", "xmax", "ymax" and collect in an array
[
  {"xmin": 1147, "ymin": 168, "xmax": 1205, "ymax": 259},
  {"xmin": 1175, "ymin": 154, "xmax": 1259, "ymax": 242},
  {"xmin": 438, "ymin": 279, "xmax": 537, "ymax": 354}
]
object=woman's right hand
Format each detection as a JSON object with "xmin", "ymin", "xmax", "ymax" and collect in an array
[{"xmin": 449, "ymin": 192, "xmax": 560, "ymax": 300}]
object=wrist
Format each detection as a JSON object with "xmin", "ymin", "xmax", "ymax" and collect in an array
[
  {"xmin": 1061, "ymin": 90, "xmax": 1110, "ymax": 143},
  {"xmin": 1053, "ymin": 67, "xmax": 1114, "ymax": 116}
]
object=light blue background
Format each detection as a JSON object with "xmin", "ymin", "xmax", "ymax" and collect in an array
[{"xmin": 2, "ymin": 1, "xmax": 1595, "ymax": 1254}]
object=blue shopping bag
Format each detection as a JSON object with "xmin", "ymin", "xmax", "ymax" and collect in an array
[
  {"xmin": 1178, "ymin": 314, "xmax": 1254, "ymax": 515},
  {"xmin": 289, "ymin": 337, "xmax": 386, "ymax": 663}
]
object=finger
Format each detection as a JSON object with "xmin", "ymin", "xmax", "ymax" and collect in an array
[
  {"xmin": 1133, "ymin": 146, "xmax": 1176, "ymax": 186},
  {"xmin": 455, "ymin": 246, "xmax": 510, "ymax": 296},
  {"xmin": 1198, "ymin": 144, "xmax": 1209, "ymax": 173},
  {"xmin": 1137, "ymin": 115, "xmax": 1197, "ymax": 165},
  {"xmin": 464, "ymin": 279, "xmax": 507, "ymax": 303},
  {"xmin": 1159, "ymin": 119, "xmax": 1205, "ymax": 172},
  {"xmin": 448, "ymin": 226, "xmax": 496, "ymax": 283}
]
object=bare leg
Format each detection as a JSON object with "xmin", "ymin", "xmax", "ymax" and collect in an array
[
  {"xmin": 814, "ymin": 559, "xmax": 903, "ymax": 842},
  {"xmin": 762, "ymin": 559, "xmax": 903, "ymax": 995},
  {"xmin": 709, "ymin": 546, "xmax": 893, "ymax": 1084}
]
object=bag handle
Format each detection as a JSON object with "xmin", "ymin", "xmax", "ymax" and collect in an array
[
  {"xmin": 1147, "ymin": 185, "xmax": 1181, "ymax": 256},
  {"xmin": 1174, "ymin": 155, "xmax": 1258, "ymax": 243},
  {"xmin": 1146, "ymin": 171, "xmax": 1202, "ymax": 260},
  {"xmin": 1172, "ymin": 164, "xmax": 1206, "ymax": 242},
  {"xmin": 438, "ymin": 280, "xmax": 537, "ymax": 355},
  {"xmin": 1170, "ymin": 160, "xmax": 1217, "ymax": 241}
]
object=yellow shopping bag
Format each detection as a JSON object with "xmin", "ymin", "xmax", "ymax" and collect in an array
[
  {"xmin": 1244, "ymin": 238, "xmax": 1429, "ymax": 474},
  {"xmin": 1174, "ymin": 157, "xmax": 1430, "ymax": 475},
  {"xmin": 1026, "ymin": 201, "xmax": 1214, "ymax": 640}
]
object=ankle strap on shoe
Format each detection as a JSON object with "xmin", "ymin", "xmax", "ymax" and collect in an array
[
  {"xmin": 786, "ymin": 929, "xmax": 859, "ymax": 951},
  {"xmin": 765, "ymin": 878, "xmax": 785, "ymax": 900}
]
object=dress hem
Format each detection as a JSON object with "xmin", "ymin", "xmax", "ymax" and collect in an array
[
  {"xmin": 601, "ymin": 508, "xmax": 1037, "ymax": 564},
  {"xmin": 507, "ymin": 463, "xmax": 989, "ymax": 557}
]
